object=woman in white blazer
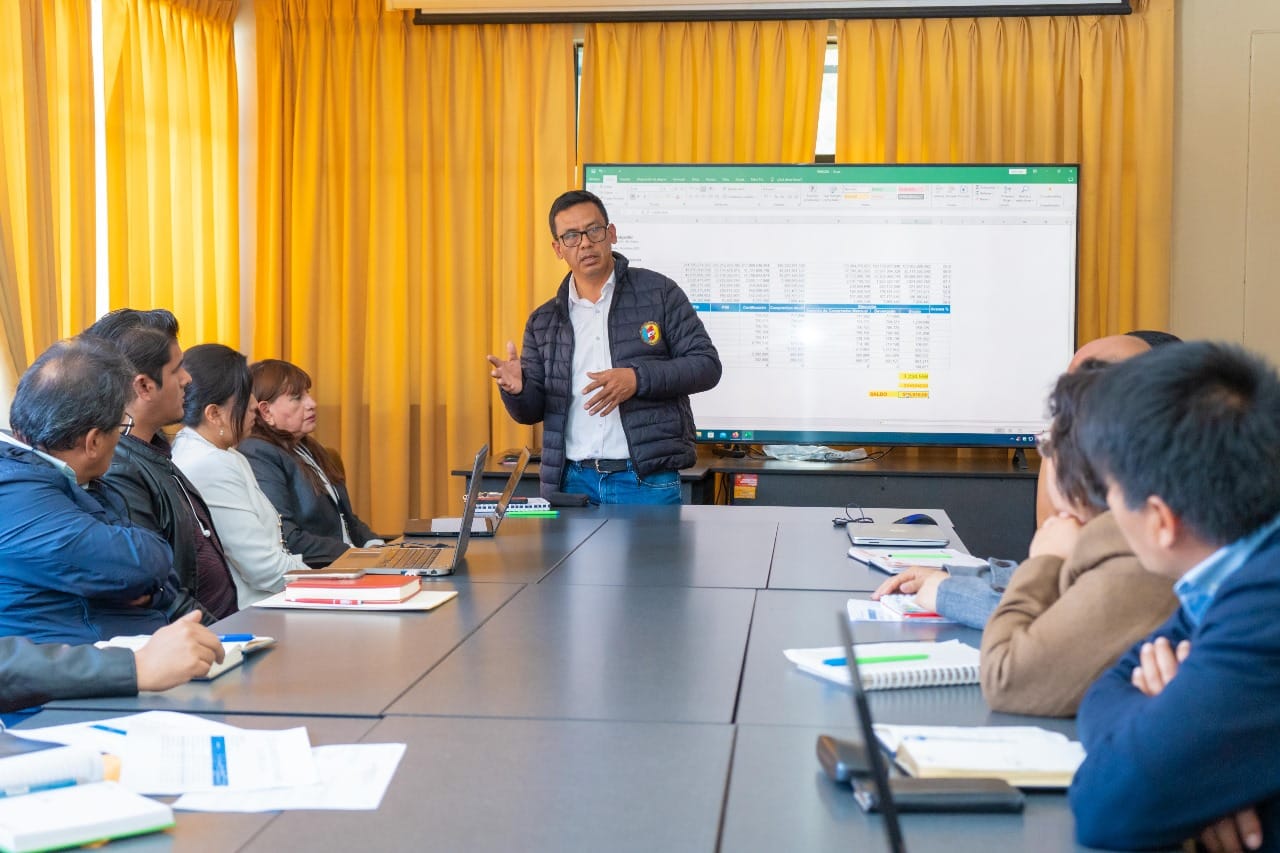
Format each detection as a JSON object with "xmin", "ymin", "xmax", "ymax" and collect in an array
[{"xmin": 172, "ymin": 345, "xmax": 306, "ymax": 606}]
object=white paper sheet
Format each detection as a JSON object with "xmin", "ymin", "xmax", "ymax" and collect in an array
[
  {"xmin": 16, "ymin": 712, "xmax": 318, "ymax": 795},
  {"xmin": 845, "ymin": 597, "xmax": 955, "ymax": 624},
  {"xmin": 120, "ymin": 727, "xmax": 317, "ymax": 795},
  {"xmin": 172, "ymin": 743, "xmax": 406, "ymax": 812},
  {"xmin": 13, "ymin": 711, "xmax": 242, "ymax": 755}
]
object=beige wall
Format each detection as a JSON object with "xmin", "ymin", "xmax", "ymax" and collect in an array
[{"xmin": 1172, "ymin": 0, "xmax": 1280, "ymax": 361}]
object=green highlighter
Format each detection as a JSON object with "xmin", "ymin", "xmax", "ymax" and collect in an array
[{"xmin": 822, "ymin": 653, "xmax": 930, "ymax": 667}]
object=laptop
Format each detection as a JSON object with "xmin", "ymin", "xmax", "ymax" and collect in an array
[
  {"xmin": 834, "ymin": 614, "xmax": 1024, "ymax": 834},
  {"xmin": 846, "ymin": 522, "xmax": 948, "ymax": 548},
  {"xmin": 327, "ymin": 445, "xmax": 488, "ymax": 577},
  {"xmin": 405, "ymin": 446, "xmax": 531, "ymax": 538}
]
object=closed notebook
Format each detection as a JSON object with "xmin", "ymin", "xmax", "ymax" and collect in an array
[
  {"xmin": 285, "ymin": 575, "xmax": 421, "ymax": 604},
  {"xmin": 847, "ymin": 547, "xmax": 988, "ymax": 575},
  {"xmin": 783, "ymin": 640, "xmax": 980, "ymax": 690},
  {"xmin": 0, "ymin": 781, "xmax": 173, "ymax": 852},
  {"xmin": 873, "ymin": 725, "xmax": 1085, "ymax": 789},
  {"xmin": 253, "ymin": 588, "xmax": 458, "ymax": 612}
]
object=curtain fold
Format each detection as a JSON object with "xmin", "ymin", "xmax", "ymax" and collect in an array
[
  {"xmin": 836, "ymin": 0, "xmax": 1174, "ymax": 341},
  {"xmin": 580, "ymin": 20, "xmax": 828, "ymax": 163},
  {"xmin": 255, "ymin": 0, "xmax": 575, "ymax": 529},
  {"xmin": 101, "ymin": 0, "xmax": 240, "ymax": 346},
  {"xmin": 0, "ymin": 0, "xmax": 95, "ymax": 386}
]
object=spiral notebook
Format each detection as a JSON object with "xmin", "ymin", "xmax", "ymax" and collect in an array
[{"xmin": 783, "ymin": 640, "xmax": 980, "ymax": 691}]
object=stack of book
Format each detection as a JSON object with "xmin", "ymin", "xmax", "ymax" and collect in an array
[{"xmin": 284, "ymin": 574, "xmax": 421, "ymax": 606}]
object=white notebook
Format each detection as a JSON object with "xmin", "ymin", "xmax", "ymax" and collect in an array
[
  {"xmin": 0, "ymin": 781, "xmax": 173, "ymax": 852},
  {"xmin": 872, "ymin": 725, "xmax": 1085, "ymax": 789},
  {"xmin": 783, "ymin": 639, "xmax": 980, "ymax": 690},
  {"xmin": 97, "ymin": 635, "xmax": 277, "ymax": 679}
]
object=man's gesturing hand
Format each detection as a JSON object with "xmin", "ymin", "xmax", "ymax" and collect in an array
[{"xmin": 487, "ymin": 341, "xmax": 523, "ymax": 395}]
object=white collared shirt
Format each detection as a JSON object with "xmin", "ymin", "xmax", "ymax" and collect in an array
[{"xmin": 564, "ymin": 272, "xmax": 630, "ymax": 462}]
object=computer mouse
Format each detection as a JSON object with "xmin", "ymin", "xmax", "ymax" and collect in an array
[{"xmin": 894, "ymin": 513, "xmax": 938, "ymax": 526}]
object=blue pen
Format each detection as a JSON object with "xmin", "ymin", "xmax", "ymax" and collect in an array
[
  {"xmin": 0, "ymin": 778, "xmax": 78, "ymax": 798},
  {"xmin": 218, "ymin": 634, "xmax": 254, "ymax": 643}
]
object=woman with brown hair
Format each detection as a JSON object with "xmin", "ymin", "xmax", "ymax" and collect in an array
[{"xmin": 238, "ymin": 360, "xmax": 382, "ymax": 567}]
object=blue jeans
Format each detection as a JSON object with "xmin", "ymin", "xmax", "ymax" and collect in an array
[{"xmin": 562, "ymin": 462, "xmax": 682, "ymax": 505}]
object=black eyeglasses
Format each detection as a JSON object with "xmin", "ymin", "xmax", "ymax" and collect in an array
[
  {"xmin": 118, "ymin": 413, "xmax": 135, "ymax": 437},
  {"xmin": 557, "ymin": 224, "xmax": 609, "ymax": 248}
]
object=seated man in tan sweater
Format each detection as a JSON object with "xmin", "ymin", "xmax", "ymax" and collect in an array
[
  {"xmin": 977, "ymin": 361, "xmax": 1178, "ymax": 716},
  {"xmin": 873, "ymin": 360, "xmax": 1179, "ymax": 716}
]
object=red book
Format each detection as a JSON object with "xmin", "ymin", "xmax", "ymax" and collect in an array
[{"xmin": 284, "ymin": 574, "xmax": 420, "ymax": 604}]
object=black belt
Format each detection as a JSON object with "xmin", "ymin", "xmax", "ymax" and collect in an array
[{"xmin": 573, "ymin": 458, "xmax": 630, "ymax": 473}]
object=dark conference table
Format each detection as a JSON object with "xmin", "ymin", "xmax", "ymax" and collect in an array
[{"xmin": 27, "ymin": 505, "xmax": 1103, "ymax": 852}]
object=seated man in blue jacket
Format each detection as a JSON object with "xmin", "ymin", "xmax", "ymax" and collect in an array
[
  {"xmin": 1068, "ymin": 340, "xmax": 1280, "ymax": 851},
  {"xmin": 0, "ymin": 337, "xmax": 177, "ymax": 644}
]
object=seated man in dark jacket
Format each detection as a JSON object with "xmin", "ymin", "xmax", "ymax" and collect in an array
[
  {"xmin": 0, "ymin": 611, "xmax": 224, "ymax": 714},
  {"xmin": 85, "ymin": 308, "xmax": 238, "ymax": 620},
  {"xmin": 487, "ymin": 190, "xmax": 722, "ymax": 504},
  {"xmin": 1069, "ymin": 341, "xmax": 1280, "ymax": 851},
  {"xmin": 0, "ymin": 337, "xmax": 177, "ymax": 644}
]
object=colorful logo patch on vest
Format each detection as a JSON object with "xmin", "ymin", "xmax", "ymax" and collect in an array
[{"xmin": 640, "ymin": 321, "xmax": 661, "ymax": 346}]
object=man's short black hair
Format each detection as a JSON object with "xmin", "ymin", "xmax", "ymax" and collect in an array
[
  {"xmin": 1078, "ymin": 341, "xmax": 1280, "ymax": 545},
  {"xmin": 85, "ymin": 307, "xmax": 179, "ymax": 340},
  {"xmin": 84, "ymin": 308, "xmax": 180, "ymax": 387},
  {"xmin": 1125, "ymin": 330, "xmax": 1182, "ymax": 348},
  {"xmin": 114, "ymin": 326, "xmax": 174, "ymax": 387},
  {"xmin": 9, "ymin": 337, "xmax": 134, "ymax": 451},
  {"xmin": 548, "ymin": 190, "xmax": 609, "ymax": 238},
  {"xmin": 1042, "ymin": 359, "xmax": 1112, "ymax": 513}
]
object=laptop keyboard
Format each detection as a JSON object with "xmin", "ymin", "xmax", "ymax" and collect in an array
[{"xmin": 381, "ymin": 547, "xmax": 444, "ymax": 569}]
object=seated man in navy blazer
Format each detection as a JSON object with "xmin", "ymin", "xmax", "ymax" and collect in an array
[
  {"xmin": 0, "ymin": 337, "xmax": 177, "ymax": 644},
  {"xmin": 1069, "ymin": 340, "xmax": 1280, "ymax": 851}
]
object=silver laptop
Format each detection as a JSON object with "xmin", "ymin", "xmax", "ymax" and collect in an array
[
  {"xmin": 846, "ymin": 522, "xmax": 948, "ymax": 548},
  {"xmin": 406, "ymin": 446, "xmax": 531, "ymax": 538},
  {"xmin": 329, "ymin": 445, "xmax": 487, "ymax": 576}
]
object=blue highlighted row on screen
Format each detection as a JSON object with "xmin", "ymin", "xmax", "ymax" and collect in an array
[{"xmin": 690, "ymin": 303, "xmax": 951, "ymax": 314}]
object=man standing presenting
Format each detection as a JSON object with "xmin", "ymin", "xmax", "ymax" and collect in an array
[
  {"xmin": 488, "ymin": 190, "xmax": 721, "ymax": 504},
  {"xmin": 1068, "ymin": 341, "xmax": 1280, "ymax": 851}
]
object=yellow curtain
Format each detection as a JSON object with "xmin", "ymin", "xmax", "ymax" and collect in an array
[
  {"xmin": 0, "ymin": 0, "xmax": 95, "ymax": 384},
  {"xmin": 255, "ymin": 0, "xmax": 575, "ymax": 529},
  {"xmin": 101, "ymin": 0, "xmax": 240, "ymax": 346},
  {"xmin": 580, "ymin": 20, "xmax": 828, "ymax": 163},
  {"xmin": 836, "ymin": 0, "xmax": 1174, "ymax": 340}
]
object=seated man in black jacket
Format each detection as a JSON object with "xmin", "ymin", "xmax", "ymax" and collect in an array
[
  {"xmin": 487, "ymin": 190, "xmax": 722, "ymax": 504},
  {"xmin": 85, "ymin": 309, "xmax": 239, "ymax": 620},
  {"xmin": 0, "ymin": 611, "xmax": 223, "ymax": 714}
]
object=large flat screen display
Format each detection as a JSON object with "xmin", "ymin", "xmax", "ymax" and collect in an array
[{"xmin": 584, "ymin": 163, "xmax": 1078, "ymax": 448}]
